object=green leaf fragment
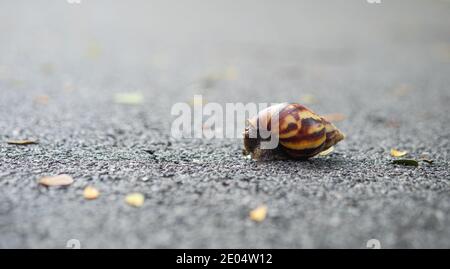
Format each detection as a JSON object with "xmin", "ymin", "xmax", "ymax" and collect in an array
[
  {"xmin": 392, "ymin": 159, "xmax": 419, "ymax": 167},
  {"xmin": 114, "ymin": 92, "xmax": 144, "ymax": 105}
]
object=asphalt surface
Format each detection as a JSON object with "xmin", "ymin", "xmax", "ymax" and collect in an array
[{"xmin": 1, "ymin": 0, "xmax": 450, "ymax": 248}]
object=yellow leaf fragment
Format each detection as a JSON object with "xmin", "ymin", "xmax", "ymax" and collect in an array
[
  {"xmin": 299, "ymin": 94, "xmax": 317, "ymax": 105},
  {"xmin": 188, "ymin": 95, "xmax": 207, "ymax": 107},
  {"xmin": 39, "ymin": 174, "xmax": 74, "ymax": 186},
  {"xmin": 83, "ymin": 186, "xmax": 100, "ymax": 200},
  {"xmin": 223, "ymin": 66, "xmax": 239, "ymax": 81},
  {"xmin": 114, "ymin": 92, "xmax": 144, "ymax": 105},
  {"xmin": 7, "ymin": 139, "xmax": 38, "ymax": 145},
  {"xmin": 319, "ymin": 146, "xmax": 335, "ymax": 156},
  {"xmin": 125, "ymin": 193, "xmax": 145, "ymax": 207},
  {"xmin": 390, "ymin": 148, "xmax": 408, "ymax": 157},
  {"xmin": 249, "ymin": 205, "xmax": 268, "ymax": 222},
  {"xmin": 86, "ymin": 42, "xmax": 102, "ymax": 60},
  {"xmin": 204, "ymin": 66, "xmax": 239, "ymax": 81}
]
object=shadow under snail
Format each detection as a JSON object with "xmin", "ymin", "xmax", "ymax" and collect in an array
[{"xmin": 243, "ymin": 103, "xmax": 344, "ymax": 160}]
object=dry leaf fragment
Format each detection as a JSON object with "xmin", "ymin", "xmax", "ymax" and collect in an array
[
  {"xmin": 319, "ymin": 146, "xmax": 335, "ymax": 156},
  {"xmin": 83, "ymin": 186, "xmax": 100, "ymax": 200},
  {"xmin": 420, "ymin": 158, "xmax": 434, "ymax": 164},
  {"xmin": 386, "ymin": 120, "xmax": 401, "ymax": 128},
  {"xmin": 392, "ymin": 83, "xmax": 413, "ymax": 96},
  {"xmin": 201, "ymin": 66, "xmax": 239, "ymax": 87},
  {"xmin": 432, "ymin": 43, "xmax": 450, "ymax": 62},
  {"xmin": 114, "ymin": 92, "xmax": 144, "ymax": 105},
  {"xmin": 392, "ymin": 159, "xmax": 419, "ymax": 167},
  {"xmin": 39, "ymin": 174, "xmax": 74, "ymax": 186},
  {"xmin": 299, "ymin": 94, "xmax": 317, "ymax": 105},
  {"xmin": 419, "ymin": 153, "xmax": 434, "ymax": 164},
  {"xmin": 223, "ymin": 66, "xmax": 238, "ymax": 81},
  {"xmin": 390, "ymin": 148, "xmax": 408, "ymax": 157},
  {"xmin": 7, "ymin": 139, "xmax": 38, "ymax": 145},
  {"xmin": 249, "ymin": 205, "xmax": 267, "ymax": 222},
  {"xmin": 125, "ymin": 193, "xmax": 145, "ymax": 207},
  {"xmin": 322, "ymin": 113, "xmax": 346, "ymax": 122},
  {"xmin": 34, "ymin": 95, "xmax": 49, "ymax": 105},
  {"xmin": 63, "ymin": 81, "xmax": 76, "ymax": 92}
]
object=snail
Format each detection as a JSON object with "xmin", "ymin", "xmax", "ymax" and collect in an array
[{"xmin": 243, "ymin": 103, "xmax": 344, "ymax": 160}]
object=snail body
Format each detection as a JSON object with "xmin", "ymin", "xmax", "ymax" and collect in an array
[{"xmin": 243, "ymin": 103, "xmax": 344, "ymax": 160}]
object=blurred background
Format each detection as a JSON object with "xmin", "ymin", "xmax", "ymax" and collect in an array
[
  {"xmin": 1, "ymin": 0, "xmax": 450, "ymax": 248},
  {"xmin": 2, "ymin": 0, "xmax": 450, "ymax": 103}
]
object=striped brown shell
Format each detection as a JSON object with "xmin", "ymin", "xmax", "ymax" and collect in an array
[{"xmin": 243, "ymin": 103, "xmax": 344, "ymax": 160}]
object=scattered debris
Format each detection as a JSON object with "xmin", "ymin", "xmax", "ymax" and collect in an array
[
  {"xmin": 7, "ymin": 139, "xmax": 38, "ymax": 145},
  {"xmin": 38, "ymin": 174, "xmax": 74, "ymax": 186},
  {"xmin": 205, "ymin": 66, "xmax": 238, "ymax": 82},
  {"xmin": 40, "ymin": 63, "xmax": 54, "ymax": 75},
  {"xmin": 114, "ymin": 92, "xmax": 144, "ymax": 105},
  {"xmin": 319, "ymin": 146, "xmax": 335, "ymax": 156},
  {"xmin": 418, "ymin": 153, "xmax": 434, "ymax": 164},
  {"xmin": 150, "ymin": 52, "xmax": 170, "ymax": 70},
  {"xmin": 199, "ymin": 66, "xmax": 238, "ymax": 89},
  {"xmin": 125, "ymin": 193, "xmax": 145, "ymax": 207},
  {"xmin": 223, "ymin": 66, "xmax": 239, "ymax": 81},
  {"xmin": 144, "ymin": 149, "xmax": 156, "ymax": 155},
  {"xmin": 322, "ymin": 113, "xmax": 346, "ymax": 122},
  {"xmin": 34, "ymin": 95, "xmax": 50, "ymax": 105},
  {"xmin": 432, "ymin": 43, "xmax": 450, "ymax": 62},
  {"xmin": 249, "ymin": 205, "xmax": 268, "ymax": 222},
  {"xmin": 63, "ymin": 81, "xmax": 76, "ymax": 92},
  {"xmin": 299, "ymin": 94, "xmax": 318, "ymax": 105},
  {"xmin": 83, "ymin": 186, "xmax": 100, "ymax": 200},
  {"xmin": 0, "ymin": 65, "xmax": 8, "ymax": 79},
  {"xmin": 392, "ymin": 83, "xmax": 413, "ymax": 97},
  {"xmin": 10, "ymin": 79, "xmax": 25, "ymax": 87},
  {"xmin": 390, "ymin": 148, "xmax": 408, "ymax": 157},
  {"xmin": 392, "ymin": 159, "xmax": 419, "ymax": 167},
  {"xmin": 385, "ymin": 120, "xmax": 401, "ymax": 128},
  {"xmin": 188, "ymin": 95, "xmax": 206, "ymax": 107},
  {"xmin": 420, "ymin": 158, "xmax": 434, "ymax": 164},
  {"xmin": 86, "ymin": 42, "xmax": 102, "ymax": 60}
]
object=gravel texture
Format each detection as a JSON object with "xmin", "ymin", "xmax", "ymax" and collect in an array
[{"xmin": 1, "ymin": 0, "xmax": 450, "ymax": 248}]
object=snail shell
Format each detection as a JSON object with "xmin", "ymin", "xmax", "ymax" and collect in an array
[{"xmin": 243, "ymin": 103, "xmax": 344, "ymax": 160}]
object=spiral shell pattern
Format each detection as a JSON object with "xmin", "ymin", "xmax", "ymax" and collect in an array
[{"xmin": 244, "ymin": 103, "xmax": 344, "ymax": 159}]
